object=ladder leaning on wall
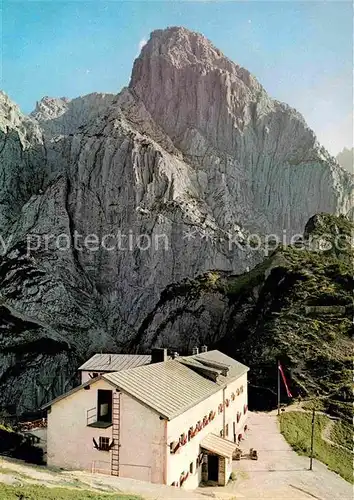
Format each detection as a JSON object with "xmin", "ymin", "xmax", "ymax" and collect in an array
[{"xmin": 111, "ymin": 390, "xmax": 121, "ymax": 476}]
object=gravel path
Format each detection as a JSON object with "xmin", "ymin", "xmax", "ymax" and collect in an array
[
  {"xmin": 212, "ymin": 412, "xmax": 352, "ymax": 500},
  {"xmin": 321, "ymin": 420, "xmax": 352, "ymax": 453}
]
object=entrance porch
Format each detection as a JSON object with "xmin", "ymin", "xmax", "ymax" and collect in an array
[{"xmin": 200, "ymin": 433, "xmax": 237, "ymax": 486}]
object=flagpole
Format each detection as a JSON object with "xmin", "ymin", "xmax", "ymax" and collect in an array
[{"xmin": 277, "ymin": 360, "xmax": 280, "ymax": 415}]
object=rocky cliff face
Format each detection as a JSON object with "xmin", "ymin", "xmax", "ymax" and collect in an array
[
  {"xmin": 0, "ymin": 91, "xmax": 45, "ymax": 237},
  {"xmin": 131, "ymin": 28, "xmax": 352, "ymax": 234},
  {"xmin": 0, "ymin": 27, "xmax": 352, "ymax": 413}
]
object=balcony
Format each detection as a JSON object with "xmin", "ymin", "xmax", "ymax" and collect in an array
[{"xmin": 87, "ymin": 407, "xmax": 112, "ymax": 429}]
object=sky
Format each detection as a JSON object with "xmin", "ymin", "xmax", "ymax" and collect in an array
[{"xmin": 1, "ymin": 1, "xmax": 353, "ymax": 155}]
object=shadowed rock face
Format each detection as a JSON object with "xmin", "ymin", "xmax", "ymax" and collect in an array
[{"xmin": 0, "ymin": 27, "xmax": 353, "ymax": 413}]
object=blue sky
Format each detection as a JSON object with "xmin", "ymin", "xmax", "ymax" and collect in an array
[{"xmin": 1, "ymin": 1, "xmax": 353, "ymax": 154}]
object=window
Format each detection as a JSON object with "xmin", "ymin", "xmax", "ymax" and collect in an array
[
  {"xmin": 99, "ymin": 436, "xmax": 110, "ymax": 451},
  {"xmin": 190, "ymin": 462, "xmax": 194, "ymax": 474},
  {"xmin": 97, "ymin": 390, "xmax": 112, "ymax": 423},
  {"xmin": 225, "ymin": 424, "xmax": 229, "ymax": 437}
]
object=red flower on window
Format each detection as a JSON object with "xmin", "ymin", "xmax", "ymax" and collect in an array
[
  {"xmin": 170, "ymin": 441, "xmax": 180, "ymax": 453},
  {"xmin": 180, "ymin": 472, "xmax": 189, "ymax": 486},
  {"xmin": 180, "ymin": 433, "xmax": 187, "ymax": 446}
]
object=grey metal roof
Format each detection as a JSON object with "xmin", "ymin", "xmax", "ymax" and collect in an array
[
  {"xmin": 103, "ymin": 350, "xmax": 248, "ymax": 420},
  {"xmin": 103, "ymin": 360, "xmax": 223, "ymax": 420},
  {"xmin": 44, "ymin": 350, "xmax": 248, "ymax": 419},
  {"xmin": 193, "ymin": 350, "xmax": 249, "ymax": 381},
  {"xmin": 201, "ymin": 433, "xmax": 237, "ymax": 458},
  {"xmin": 78, "ymin": 354, "xmax": 151, "ymax": 372}
]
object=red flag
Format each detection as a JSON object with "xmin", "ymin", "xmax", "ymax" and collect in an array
[{"xmin": 278, "ymin": 363, "xmax": 293, "ymax": 398}]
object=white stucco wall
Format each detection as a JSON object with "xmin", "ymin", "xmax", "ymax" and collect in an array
[
  {"xmin": 47, "ymin": 378, "xmax": 115, "ymax": 472},
  {"xmin": 166, "ymin": 372, "xmax": 248, "ymax": 489},
  {"xmin": 47, "ymin": 380, "xmax": 166, "ymax": 481},
  {"xmin": 224, "ymin": 373, "xmax": 248, "ymax": 443},
  {"xmin": 119, "ymin": 393, "xmax": 165, "ymax": 483}
]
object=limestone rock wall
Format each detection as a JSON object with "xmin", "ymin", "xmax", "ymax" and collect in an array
[
  {"xmin": 130, "ymin": 27, "xmax": 352, "ymax": 235},
  {"xmin": 0, "ymin": 27, "xmax": 352, "ymax": 413}
]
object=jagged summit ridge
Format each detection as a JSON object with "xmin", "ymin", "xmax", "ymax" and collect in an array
[
  {"xmin": 30, "ymin": 93, "xmax": 117, "ymax": 136},
  {"xmin": 31, "ymin": 96, "xmax": 71, "ymax": 120}
]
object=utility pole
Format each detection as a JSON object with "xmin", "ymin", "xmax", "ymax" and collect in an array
[
  {"xmin": 277, "ymin": 360, "xmax": 280, "ymax": 416},
  {"xmin": 309, "ymin": 406, "xmax": 315, "ymax": 470}
]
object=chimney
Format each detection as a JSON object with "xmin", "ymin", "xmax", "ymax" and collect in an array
[
  {"xmin": 200, "ymin": 345, "xmax": 208, "ymax": 353},
  {"xmin": 192, "ymin": 346, "xmax": 199, "ymax": 355},
  {"xmin": 151, "ymin": 348, "xmax": 168, "ymax": 364}
]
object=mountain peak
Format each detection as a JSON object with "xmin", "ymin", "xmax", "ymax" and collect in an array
[
  {"xmin": 144, "ymin": 26, "xmax": 223, "ymax": 66},
  {"xmin": 30, "ymin": 96, "xmax": 71, "ymax": 122},
  {"xmin": 133, "ymin": 26, "xmax": 255, "ymax": 85},
  {"xmin": 130, "ymin": 26, "xmax": 264, "ymax": 153}
]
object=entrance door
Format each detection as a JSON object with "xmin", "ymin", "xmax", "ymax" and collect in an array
[{"xmin": 208, "ymin": 454, "xmax": 219, "ymax": 481}]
